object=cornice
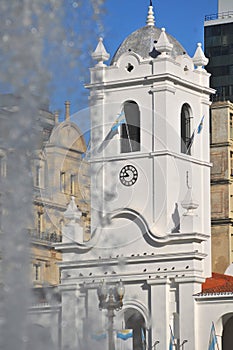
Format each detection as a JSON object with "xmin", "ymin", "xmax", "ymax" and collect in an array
[
  {"xmin": 86, "ymin": 72, "xmax": 214, "ymax": 96},
  {"xmin": 57, "ymin": 251, "xmax": 207, "ymax": 269},
  {"xmin": 89, "ymin": 150, "xmax": 211, "ymax": 168}
]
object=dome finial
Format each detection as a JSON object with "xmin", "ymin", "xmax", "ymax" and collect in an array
[{"xmin": 146, "ymin": 1, "xmax": 155, "ymax": 26}]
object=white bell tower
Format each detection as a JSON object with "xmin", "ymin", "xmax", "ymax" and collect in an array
[
  {"xmin": 58, "ymin": 3, "xmax": 215, "ymax": 350},
  {"xmin": 87, "ymin": 6, "xmax": 213, "ymax": 261}
]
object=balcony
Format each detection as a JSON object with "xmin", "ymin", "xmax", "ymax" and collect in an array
[
  {"xmin": 29, "ymin": 229, "xmax": 62, "ymax": 243},
  {"xmin": 205, "ymin": 11, "xmax": 233, "ymax": 21}
]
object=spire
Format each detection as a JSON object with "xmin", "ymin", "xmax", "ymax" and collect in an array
[
  {"xmin": 54, "ymin": 110, "xmax": 59, "ymax": 124},
  {"xmin": 192, "ymin": 43, "xmax": 209, "ymax": 70},
  {"xmin": 65, "ymin": 100, "xmax": 70, "ymax": 120},
  {"xmin": 64, "ymin": 196, "xmax": 82, "ymax": 222},
  {"xmin": 154, "ymin": 28, "xmax": 173, "ymax": 56},
  {"xmin": 92, "ymin": 37, "xmax": 110, "ymax": 67},
  {"xmin": 146, "ymin": 1, "xmax": 155, "ymax": 26}
]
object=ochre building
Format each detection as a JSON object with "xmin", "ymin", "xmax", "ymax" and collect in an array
[{"xmin": 210, "ymin": 100, "xmax": 233, "ymax": 273}]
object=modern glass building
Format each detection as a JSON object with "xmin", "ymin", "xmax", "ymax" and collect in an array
[{"xmin": 204, "ymin": 0, "xmax": 233, "ymax": 102}]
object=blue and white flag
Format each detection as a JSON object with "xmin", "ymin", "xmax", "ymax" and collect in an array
[
  {"xmin": 169, "ymin": 325, "xmax": 175, "ymax": 350},
  {"xmin": 91, "ymin": 331, "xmax": 107, "ymax": 341},
  {"xmin": 208, "ymin": 322, "xmax": 219, "ymax": 350},
  {"xmin": 117, "ymin": 329, "xmax": 133, "ymax": 341},
  {"xmin": 141, "ymin": 328, "xmax": 146, "ymax": 350},
  {"xmin": 197, "ymin": 115, "xmax": 204, "ymax": 134},
  {"xmin": 186, "ymin": 115, "xmax": 205, "ymax": 154},
  {"xmin": 98, "ymin": 109, "xmax": 126, "ymax": 152},
  {"xmin": 117, "ymin": 329, "xmax": 133, "ymax": 350},
  {"xmin": 111, "ymin": 109, "xmax": 126, "ymax": 131}
]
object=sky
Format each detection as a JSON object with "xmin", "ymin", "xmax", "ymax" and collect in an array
[
  {"xmin": 53, "ymin": 0, "xmax": 218, "ymax": 122},
  {"xmin": 103, "ymin": 0, "xmax": 217, "ymax": 59}
]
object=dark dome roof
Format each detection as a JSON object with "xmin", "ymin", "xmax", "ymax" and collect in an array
[{"xmin": 111, "ymin": 26, "xmax": 186, "ymax": 65}]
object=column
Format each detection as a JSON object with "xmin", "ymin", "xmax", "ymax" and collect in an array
[
  {"xmin": 148, "ymin": 278, "xmax": 171, "ymax": 350},
  {"xmin": 60, "ymin": 284, "xmax": 82, "ymax": 350},
  {"xmin": 177, "ymin": 277, "xmax": 203, "ymax": 350}
]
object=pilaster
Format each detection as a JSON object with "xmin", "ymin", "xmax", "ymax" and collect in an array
[
  {"xmin": 176, "ymin": 277, "xmax": 203, "ymax": 350},
  {"xmin": 147, "ymin": 278, "xmax": 171, "ymax": 349}
]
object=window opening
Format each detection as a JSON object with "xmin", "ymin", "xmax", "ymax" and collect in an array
[
  {"xmin": 121, "ymin": 101, "xmax": 140, "ymax": 153},
  {"xmin": 181, "ymin": 104, "xmax": 192, "ymax": 155},
  {"xmin": 35, "ymin": 165, "xmax": 40, "ymax": 187},
  {"xmin": 230, "ymin": 113, "xmax": 233, "ymax": 139},
  {"xmin": 60, "ymin": 171, "xmax": 66, "ymax": 192},
  {"xmin": 126, "ymin": 63, "xmax": 134, "ymax": 72},
  {"xmin": 70, "ymin": 174, "xmax": 75, "ymax": 195},
  {"xmin": 37, "ymin": 212, "xmax": 43, "ymax": 237}
]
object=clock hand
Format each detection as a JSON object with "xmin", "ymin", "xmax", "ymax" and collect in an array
[{"xmin": 122, "ymin": 171, "xmax": 130, "ymax": 178}]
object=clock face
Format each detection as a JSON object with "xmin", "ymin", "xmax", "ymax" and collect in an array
[{"xmin": 119, "ymin": 165, "xmax": 138, "ymax": 186}]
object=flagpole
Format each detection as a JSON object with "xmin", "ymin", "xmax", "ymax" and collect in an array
[
  {"xmin": 213, "ymin": 322, "xmax": 220, "ymax": 350},
  {"xmin": 186, "ymin": 129, "xmax": 196, "ymax": 155},
  {"xmin": 125, "ymin": 122, "xmax": 133, "ymax": 152}
]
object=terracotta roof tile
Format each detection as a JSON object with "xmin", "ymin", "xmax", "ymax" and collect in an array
[{"xmin": 201, "ymin": 273, "xmax": 233, "ymax": 294}]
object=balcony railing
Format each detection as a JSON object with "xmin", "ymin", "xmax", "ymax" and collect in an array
[
  {"xmin": 29, "ymin": 229, "xmax": 62, "ymax": 243},
  {"xmin": 205, "ymin": 11, "xmax": 233, "ymax": 21}
]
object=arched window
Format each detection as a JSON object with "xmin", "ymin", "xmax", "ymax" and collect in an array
[
  {"xmin": 121, "ymin": 101, "xmax": 140, "ymax": 153},
  {"xmin": 181, "ymin": 104, "xmax": 192, "ymax": 155},
  {"xmin": 222, "ymin": 315, "xmax": 233, "ymax": 350},
  {"xmin": 124, "ymin": 308, "xmax": 146, "ymax": 350}
]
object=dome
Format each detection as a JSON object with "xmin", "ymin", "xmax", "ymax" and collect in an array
[{"xmin": 111, "ymin": 25, "xmax": 186, "ymax": 65}]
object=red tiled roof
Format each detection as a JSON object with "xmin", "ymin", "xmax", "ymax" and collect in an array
[{"xmin": 201, "ymin": 273, "xmax": 233, "ymax": 294}]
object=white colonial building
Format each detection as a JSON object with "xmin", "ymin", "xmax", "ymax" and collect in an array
[{"xmin": 31, "ymin": 3, "xmax": 233, "ymax": 350}]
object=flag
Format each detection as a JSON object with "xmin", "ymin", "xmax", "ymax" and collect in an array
[
  {"xmin": 117, "ymin": 329, "xmax": 133, "ymax": 341},
  {"xmin": 186, "ymin": 115, "xmax": 205, "ymax": 154},
  {"xmin": 169, "ymin": 325, "xmax": 175, "ymax": 350},
  {"xmin": 197, "ymin": 115, "xmax": 204, "ymax": 134},
  {"xmin": 208, "ymin": 322, "xmax": 219, "ymax": 350},
  {"xmin": 141, "ymin": 328, "xmax": 146, "ymax": 350},
  {"xmin": 117, "ymin": 329, "xmax": 133, "ymax": 350},
  {"xmin": 91, "ymin": 331, "xmax": 107, "ymax": 341},
  {"xmin": 98, "ymin": 109, "xmax": 126, "ymax": 152},
  {"xmin": 111, "ymin": 109, "xmax": 126, "ymax": 131}
]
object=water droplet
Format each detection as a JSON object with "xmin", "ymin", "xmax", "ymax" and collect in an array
[{"xmin": 2, "ymin": 34, "xmax": 9, "ymax": 42}]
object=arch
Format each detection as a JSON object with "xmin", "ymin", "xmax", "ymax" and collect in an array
[
  {"xmin": 180, "ymin": 103, "xmax": 192, "ymax": 155},
  {"xmin": 117, "ymin": 51, "xmax": 142, "ymax": 67},
  {"xmin": 116, "ymin": 301, "xmax": 150, "ymax": 350},
  {"xmin": 125, "ymin": 309, "xmax": 145, "ymax": 350},
  {"xmin": 49, "ymin": 120, "xmax": 87, "ymax": 153},
  {"xmin": 122, "ymin": 300, "xmax": 151, "ymax": 329},
  {"xmin": 121, "ymin": 101, "xmax": 140, "ymax": 153},
  {"xmin": 222, "ymin": 314, "xmax": 233, "ymax": 350}
]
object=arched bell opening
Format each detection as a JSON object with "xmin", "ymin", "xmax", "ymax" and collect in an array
[
  {"xmin": 180, "ymin": 103, "xmax": 192, "ymax": 155},
  {"xmin": 222, "ymin": 314, "xmax": 233, "ymax": 350},
  {"xmin": 121, "ymin": 101, "xmax": 140, "ymax": 153}
]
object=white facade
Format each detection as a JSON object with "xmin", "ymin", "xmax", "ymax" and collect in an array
[{"xmin": 54, "ymin": 5, "xmax": 233, "ymax": 350}]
